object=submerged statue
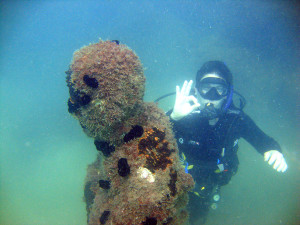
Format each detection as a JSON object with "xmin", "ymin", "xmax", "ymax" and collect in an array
[{"xmin": 66, "ymin": 40, "xmax": 194, "ymax": 225}]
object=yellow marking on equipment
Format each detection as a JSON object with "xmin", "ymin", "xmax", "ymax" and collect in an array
[
  {"xmin": 193, "ymin": 192, "xmax": 200, "ymax": 197},
  {"xmin": 188, "ymin": 165, "xmax": 194, "ymax": 169}
]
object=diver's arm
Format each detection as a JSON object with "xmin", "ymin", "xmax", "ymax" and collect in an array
[
  {"xmin": 239, "ymin": 113, "xmax": 288, "ymax": 172},
  {"xmin": 170, "ymin": 80, "xmax": 200, "ymax": 121}
]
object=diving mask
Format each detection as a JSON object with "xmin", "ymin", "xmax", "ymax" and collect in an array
[{"xmin": 198, "ymin": 77, "xmax": 228, "ymax": 100}]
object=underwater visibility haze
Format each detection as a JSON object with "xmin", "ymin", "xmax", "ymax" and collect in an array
[{"xmin": 0, "ymin": 1, "xmax": 299, "ymax": 224}]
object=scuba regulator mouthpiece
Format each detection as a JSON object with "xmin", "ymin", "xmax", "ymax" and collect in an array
[{"xmin": 200, "ymin": 102, "xmax": 222, "ymax": 120}]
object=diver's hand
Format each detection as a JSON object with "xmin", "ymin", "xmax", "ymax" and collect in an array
[
  {"xmin": 264, "ymin": 150, "xmax": 288, "ymax": 172},
  {"xmin": 170, "ymin": 80, "xmax": 200, "ymax": 121}
]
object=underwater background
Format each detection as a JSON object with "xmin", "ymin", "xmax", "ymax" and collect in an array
[{"xmin": 0, "ymin": 0, "xmax": 299, "ymax": 224}]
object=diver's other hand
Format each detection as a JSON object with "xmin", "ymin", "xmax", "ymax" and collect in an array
[
  {"xmin": 264, "ymin": 150, "xmax": 288, "ymax": 172},
  {"xmin": 170, "ymin": 80, "xmax": 200, "ymax": 121}
]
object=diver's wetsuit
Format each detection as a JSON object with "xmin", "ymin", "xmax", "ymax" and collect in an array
[{"xmin": 168, "ymin": 107, "xmax": 281, "ymax": 224}]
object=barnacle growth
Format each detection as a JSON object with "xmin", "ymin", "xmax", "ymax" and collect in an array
[
  {"xmin": 67, "ymin": 40, "xmax": 195, "ymax": 225},
  {"xmin": 66, "ymin": 40, "xmax": 145, "ymax": 145}
]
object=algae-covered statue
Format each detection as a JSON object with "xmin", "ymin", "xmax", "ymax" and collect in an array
[{"xmin": 66, "ymin": 40, "xmax": 194, "ymax": 225}]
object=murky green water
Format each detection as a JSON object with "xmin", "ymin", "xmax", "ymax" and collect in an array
[{"xmin": 1, "ymin": 1, "xmax": 299, "ymax": 224}]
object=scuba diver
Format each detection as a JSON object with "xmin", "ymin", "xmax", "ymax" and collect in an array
[{"xmin": 166, "ymin": 61, "xmax": 288, "ymax": 224}]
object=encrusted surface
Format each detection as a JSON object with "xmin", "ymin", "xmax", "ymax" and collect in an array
[
  {"xmin": 84, "ymin": 104, "xmax": 194, "ymax": 225},
  {"xmin": 67, "ymin": 41, "xmax": 195, "ymax": 225},
  {"xmin": 67, "ymin": 40, "xmax": 145, "ymax": 145}
]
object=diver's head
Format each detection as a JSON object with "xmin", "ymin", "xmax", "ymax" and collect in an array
[{"xmin": 195, "ymin": 61, "xmax": 233, "ymax": 119}]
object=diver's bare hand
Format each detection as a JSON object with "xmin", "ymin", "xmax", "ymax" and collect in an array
[{"xmin": 170, "ymin": 80, "xmax": 200, "ymax": 121}]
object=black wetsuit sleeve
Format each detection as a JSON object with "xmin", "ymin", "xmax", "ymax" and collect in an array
[
  {"xmin": 238, "ymin": 113, "xmax": 282, "ymax": 154},
  {"xmin": 167, "ymin": 109, "xmax": 180, "ymax": 131},
  {"xmin": 166, "ymin": 109, "xmax": 190, "ymax": 140},
  {"xmin": 166, "ymin": 109, "xmax": 173, "ymax": 118}
]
